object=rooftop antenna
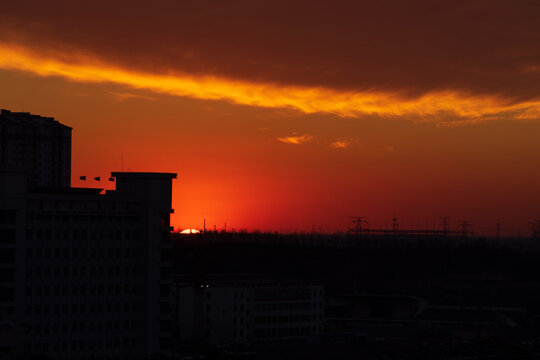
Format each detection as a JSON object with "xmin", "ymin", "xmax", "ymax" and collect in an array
[{"xmin": 121, "ymin": 152, "xmax": 124, "ymax": 172}]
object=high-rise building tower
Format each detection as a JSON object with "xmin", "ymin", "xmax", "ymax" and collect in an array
[{"xmin": 0, "ymin": 109, "xmax": 72, "ymax": 188}]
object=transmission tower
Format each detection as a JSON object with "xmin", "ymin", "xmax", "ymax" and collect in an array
[
  {"xmin": 459, "ymin": 220, "xmax": 472, "ymax": 238},
  {"xmin": 440, "ymin": 216, "xmax": 450, "ymax": 236},
  {"xmin": 351, "ymin": 216, "xmax": 368, "ymax": 236},
  {"xmin": 529, "ymin": 220, "xmax": 540, "ymax": 239}
]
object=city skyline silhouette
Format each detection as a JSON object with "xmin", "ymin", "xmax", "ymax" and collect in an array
[{"xmin": 1, "ymin": 2, "xmax": 540, "ymax": 359}]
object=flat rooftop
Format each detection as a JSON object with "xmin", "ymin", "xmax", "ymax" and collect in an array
[{"xmin": 112, "ymin": 172, "xmax": 177, "ymax": 179}]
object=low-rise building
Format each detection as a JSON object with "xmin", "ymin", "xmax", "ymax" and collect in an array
[{"xmin": 175, "ymin": 275, "xmax": 324, "ymax": 346}]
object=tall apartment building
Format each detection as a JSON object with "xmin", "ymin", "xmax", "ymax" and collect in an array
[
  {"xmin": 0, "ymin": 109, "xmax": 72, "ymax": 188},
  {"xmin": 176, "ymin": 275, "xmax": 324, "ymax": 346},
  {"xmin": 0, "ymin": 110, "xmax": 176, "ymax": 360}
]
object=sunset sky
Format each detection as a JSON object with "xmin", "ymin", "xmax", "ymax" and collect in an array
[{"xmin": 1, "ymin": 0, "xmax": 539, "ymax": 235}]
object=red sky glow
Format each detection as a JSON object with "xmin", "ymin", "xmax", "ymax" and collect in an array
[{"xmin": 1, "ymin": 0, "xmax": 539, "ymax": 236}]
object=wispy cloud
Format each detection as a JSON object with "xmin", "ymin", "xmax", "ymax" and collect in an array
[
  {"xmin": 330, "ymin": 140, "xmax": 351, "ymax": 149},
  {"xmin": 276, "ymin": 134, "xmax": 313, "ymax": 145},
  {"xmin": 107, "ymin": 91, "xmax": 156, "ymax": 101}
]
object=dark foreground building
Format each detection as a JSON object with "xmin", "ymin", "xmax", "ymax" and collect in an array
[{"xmin": 0, "ymin": 110, "xmax": 177, "ymax": 360}]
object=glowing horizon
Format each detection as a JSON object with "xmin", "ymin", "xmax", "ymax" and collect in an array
[{"xmin": 1, "ymin": 0, "xmax": 540, "ymax": 237}]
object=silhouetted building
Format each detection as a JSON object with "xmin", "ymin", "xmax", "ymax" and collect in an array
[
  {"xmin": 0, "ymin": 110, "xmax": 177, "ymax": 360},
  {"xmin": 0, "ymin": 109, "xmax": 72, "ymax": 188},
  {"xmin": 175, "ymin": 275, "xmax": 324, "ymax": 346},
  {"xmin": 0, "ymin": 170, "xmax": 176, "ymax": 359}
]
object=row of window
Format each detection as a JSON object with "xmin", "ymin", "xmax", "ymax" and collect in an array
[
  {"xmin": 254, "ymin": 314, "xmax": 322, "ymax": 324},
  {"xmin": 204, "ymin": 303, "xmax": 248, "ymax": 314},
  {"xmin": 28, "ymin": 214, "xmax": 141, "ymax": 223},
  {"xmin": 2, "ymin": 130, "xmax": 70, "ymax": 140},
  {"xmin": 31, "ymin": 337, "xmax": 137, "ymax": 354},
  {"xmin": 26, "ymin": 228, "xmax": 138, "ymax": 241},
  {"xmin": 255, "ymin": 288, "xmax": 321, "ymax": 301},
  {"xmin": 28, "ymin": 199, "xmax": 135, "ymax": 213},
  {"xmin": 26, "ymin": 247, "xmax": 138, "ymax": 260},
  {"xmin": 26, "ymin": 302, "xmax": 138, "ymax": 316},
  {"xmin": 253, "ymin": 326, "xmax": 315, "ymax": 338},
  {"xmin": 25, "ymin": 283, "xmax": 138, "ymax": 297},
  {"xmin": 204, "ymin": 290, "xmax": 249, "ymax": 300},
  {"xmin": 254, "ymin": 302, "xmax": 319, "ymax": 312},
  {"xmin": 26, "ymin": 266, "xmax": 138, "ymax": 278},
  {"xmin": 32, "ymin": 320, "xmax": 137, "ymax": 335},
  {"xmin": 253, "ymin": 337, "xmax": 307, "ymax": 346}
]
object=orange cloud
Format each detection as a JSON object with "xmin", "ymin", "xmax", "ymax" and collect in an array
[
  {"xmin": 330, "ymin": 140, "xmax": 351, "ymax": 149},
  {"xmin": 1, "ymin": 42, "xmax": 540, "ymax": 124},
  {"xmin": 106, "ymin": 91, "xmax": 157, "ymax": 101},
  {"xmin": 277, "ymin": 134, "xmax": 314, "ymax": 145}
]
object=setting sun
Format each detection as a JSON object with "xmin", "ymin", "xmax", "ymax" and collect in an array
[{"xmin": 180, "ymin": 228, "xmax": 200, "ymax": 234}]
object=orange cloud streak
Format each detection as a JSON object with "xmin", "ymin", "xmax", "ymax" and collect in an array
[
  {"xmin": 277, "ymin": 134, "xmax": 314, "ymax": 145},
  {"xmin": 330, "ymin": 140, "xmax": 350, "ymax": 149},
  {"xmin": 1, "ymin": 43, "xmax": 540, "ymax": 123}
]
